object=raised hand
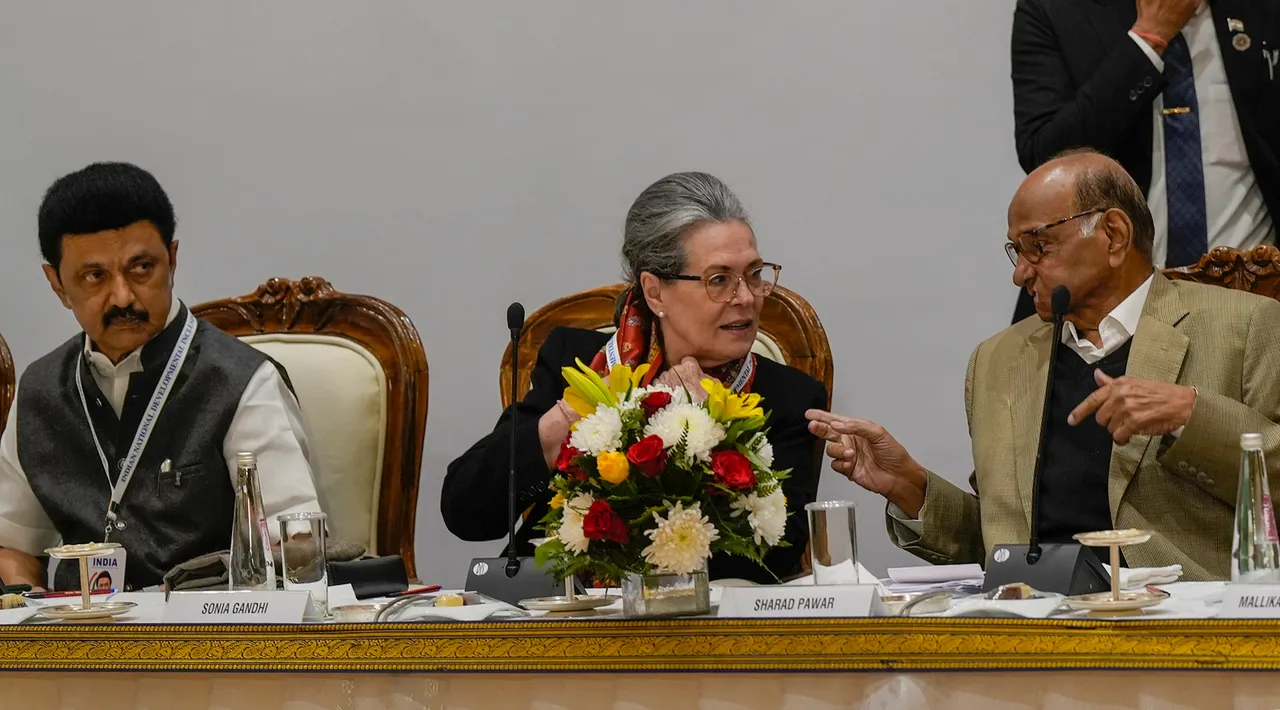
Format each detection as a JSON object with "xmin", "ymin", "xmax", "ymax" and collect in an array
[
  {"xmin": 656, "ymin": 357, "xmax": 710, "ymax": 404},
  {"xmin": 1133, "ymin": 0, "xmax": 1201, "ymax": 46},
  {"xmin": 806, "ymin": 410, "xmax": 929, "ymax": 518}
]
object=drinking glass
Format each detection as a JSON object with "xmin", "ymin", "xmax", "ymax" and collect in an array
[
  {"xmin": 278, "ymin": 511, "xmax": 329, "ymax": 618},
  {"xmin": 805, "ymin": 501, "xmax": 858, "ymax": 585}
]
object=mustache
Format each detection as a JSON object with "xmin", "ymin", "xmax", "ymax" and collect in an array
[{"xmin": 103, "ymin": 306, "xmax": 150, "ymax": 328}]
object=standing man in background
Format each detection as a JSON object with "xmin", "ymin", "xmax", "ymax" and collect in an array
[{"xmin": 1010, "ymin": 0, "xmax": 1279, "ymax": 321}]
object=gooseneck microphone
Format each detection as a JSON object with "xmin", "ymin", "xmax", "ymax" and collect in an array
[
  {"xmin": 1027, "ymin": 285, "xmax": 1071, "ymax": 564},
  {"xmin": 463, "ymin": 302, "xmax": 571, "ymax": 605},
  {"xmin": 505, "ymin": 302, "xmax": 525, "ymax": 578},
  {"xmin": 983, "ymin": 284, "xmax": 1109, "ymax": 596}
]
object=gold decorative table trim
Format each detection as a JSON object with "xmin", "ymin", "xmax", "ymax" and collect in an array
[{"xmin": 2, "ymin": 618, "xmax": 1279, "ymax": 673}]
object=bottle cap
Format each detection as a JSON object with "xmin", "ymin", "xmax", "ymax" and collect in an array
[
  {"xmin": 1241, "ymin": 433, "xmax": 1264, "ymax": 450},
  {"xmin": 235, "ymin": 451, "xmax": 257, "ymax": 467}
]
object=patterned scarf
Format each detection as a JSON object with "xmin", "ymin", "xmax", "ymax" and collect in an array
[{"xmin": 589, "ymin": 289, "xmax": 757, "ymax": 393}]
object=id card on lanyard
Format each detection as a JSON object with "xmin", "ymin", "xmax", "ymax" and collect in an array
[{"xmin": 74, "ymin": 308, "xmax": 197, "ymax": 542}]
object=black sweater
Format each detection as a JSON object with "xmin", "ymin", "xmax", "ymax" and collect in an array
[{"xmin": 441, "ymin": 327, "xmax": 828, "ymax": 583}]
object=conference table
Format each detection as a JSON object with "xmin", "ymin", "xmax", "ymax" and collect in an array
[{"xmin": 5, "ymin": 608, "xmax": 1280, "ymax": 710}]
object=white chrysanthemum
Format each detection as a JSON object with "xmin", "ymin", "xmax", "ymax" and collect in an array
[
  {"xmin": 569, "ymin": 405, "xmax": 623, "ymax": 455},
  {"xmin": 749, "ymin": 433, "xmax": 775, "ymax": 469},
  {"xmin": 644, "ymin": 403, "xmax": 724, "ymax": 463},
  {"xmin": 630, "ymin": 383, "xmax": 689, "ymax": 406},
  {"xmin": 730, "ymin": 489, "xmax": 787, "ymax": 546},
  {"xmin": 642, "ymin": 502, "xmax": 719, "ymax": 574},
  {"xmin": 556, "ymin": 492, "xmax": 595, "ymax": 555}
]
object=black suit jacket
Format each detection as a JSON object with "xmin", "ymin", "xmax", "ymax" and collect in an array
[
  {"xmin": 1010, "ymin": 0, "xmax": 1280, "ymax": 321},
  {"xmin": 442, "ymin": 327, "xmax": 828, "ymax": 583}
]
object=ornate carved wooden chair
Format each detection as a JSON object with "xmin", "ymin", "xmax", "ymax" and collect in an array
[
  {"xmin": 500, "ymin": 284, "xmax": 834, "ymax": 407},
  {"xmin": 0, "ymin": 332, "xmax": 13, "ymax": 433},
  {"xmin": 192, "ymin": 277, "xmax": 428, "ymax": 578},
  {"xmin": 1162, "ymin": 245, "xmax": 1280, "ymax": 300}
]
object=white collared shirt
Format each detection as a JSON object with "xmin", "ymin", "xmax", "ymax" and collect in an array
[
  {"xmin": 1061, "ymin": 275, "xmax": 1152, "ymax": 363},
  {"xmin": 889, "ymin": 275, "xmax": 1165, "ymax": 535},
  {"xmin": 1128, "ymin": 3, "xmax": 1274, "ymax": 267},
  {"xmin": 0, "ymin": 297, "xmax": 322, "ymax": 557}
]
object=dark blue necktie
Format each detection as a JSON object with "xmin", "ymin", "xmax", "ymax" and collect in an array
[{"xmin": 1162, "ymin": 32, "xmax": 1208, "ymax": 268}]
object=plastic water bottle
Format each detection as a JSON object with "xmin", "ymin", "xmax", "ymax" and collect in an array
[
  {"xmin": 229, "ymin": 452, "xmax": 276, "ymax": 590},
  {"xmin": 1232, "ymin": 433, "xmax": 1280, "ymax": 583}
]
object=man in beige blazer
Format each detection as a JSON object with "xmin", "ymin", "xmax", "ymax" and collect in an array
[{"xmin": 809, "ymin": 150, "xmax": 1280, "ymax": 581}]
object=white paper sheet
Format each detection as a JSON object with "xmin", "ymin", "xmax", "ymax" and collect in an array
[{"xmin": 888, "ymin": 564, "xmax": 984, "ymax": 584}]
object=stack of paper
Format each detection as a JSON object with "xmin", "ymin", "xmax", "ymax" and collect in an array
[{"xmin": 884, "ymin": 564, "xmax": 984, "ymax": 594}]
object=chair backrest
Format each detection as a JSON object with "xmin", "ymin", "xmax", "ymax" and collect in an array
[
  {"xmin": 192, "ymin": 277, "xmax": 428, "ymax": 579},
  {"xmin": 500, "ymin": 284, "xmax": 834, "ymax": 408},
  {"xmin": 0, "ymin": 332, "xmax": 12, "ymax": 433},
  {"xmin": 1162, "ymin": 245, "xmax": 1280, "ymax": 300}
]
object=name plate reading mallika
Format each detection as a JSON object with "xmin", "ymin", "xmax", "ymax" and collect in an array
[
  {"xmin": 162, "ymin": 590, "xmax": 316, "ymax": 624},
  {"xmin": 717, "ymin": 584, "xmax": 877, "ymax": 618},
  {"xmin": 1220, "ymin": 584, "xmax": 1280, "ymax": 618}
]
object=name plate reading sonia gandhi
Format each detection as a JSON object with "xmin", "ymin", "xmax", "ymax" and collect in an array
[
  {"xmin": 1220, "ymin": 585, "xmax": 1280, "ymax": 618},
  {"xmin": 162, "ymin": 590, "xmax": 316, "ymax": 624},
  {"xmin": 717, "ymin": 584, "xmax": 877, "ymax": 618}
]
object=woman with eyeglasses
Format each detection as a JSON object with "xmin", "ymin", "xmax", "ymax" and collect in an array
[{"xmin": 441, "ymin": 171, "xmax": 828, "ymax": 583}]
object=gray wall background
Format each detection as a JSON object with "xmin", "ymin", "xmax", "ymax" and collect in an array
[{"xmin": 0, "ymin": 1, "xmax": 1024, "ymax": 584}]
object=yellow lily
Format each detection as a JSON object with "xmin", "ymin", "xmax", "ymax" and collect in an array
[
  {"xmin": 608, "ymin": 363, "xmax": 650, "ymax": 397},
  {"xmin": 563, "ymin": 389, "xmax": 597, "ymax": 417},
  {"xmin": 561, "ymin": 359, "xmax": 617, "ymax": 409},
  {"xmin": 702, "ymin": 378, "xmax": 764, "ymax": 422},
  {"xmin": 724, "ymin": 391, "xmax": 764, "ymax": 421}
]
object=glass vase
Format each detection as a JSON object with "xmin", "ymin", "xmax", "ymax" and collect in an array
[{"xmin": 621, "ymin": 562, "xmax": 710, "ymax": 618}]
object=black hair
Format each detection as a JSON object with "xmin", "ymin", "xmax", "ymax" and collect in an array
[{"xmin": 37, "ymin": 162, "xmax": 176, "ymax": 270}]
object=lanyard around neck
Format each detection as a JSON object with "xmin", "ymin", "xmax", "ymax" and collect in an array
[{"xmin": 74, "ymin": 307, "xmax": 198, "ymax": 542}]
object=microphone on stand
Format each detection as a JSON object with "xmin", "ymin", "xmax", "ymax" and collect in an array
[
  {"xmin": 983, "ymin": 285, "xmax": 1111, "ymax": 596},
  {"xmin": 1026, "ymin": 285, "xmax": 1071, "ymax": 564},
  {"xmin": 505, "ymin": 302, "xmax": 524, "ymax": 579},
  {"xmin": 464, "ymin": 302, "xmax": 563, "ymax": 606}
]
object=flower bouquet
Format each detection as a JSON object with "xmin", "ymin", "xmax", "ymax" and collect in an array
[{"xmin": 535, "ymin": 360, "xmax": 791, "ymax": 608}]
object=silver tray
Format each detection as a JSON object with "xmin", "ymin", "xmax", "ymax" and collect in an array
[
  {"xmin": 36, "ymin": 601, "xmax": 137, "ymax": 621},
  {"xmin": 519, "ymin": 595, "xmax": 617, "ymax": 612}
]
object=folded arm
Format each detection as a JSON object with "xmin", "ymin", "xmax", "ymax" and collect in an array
[
  {"xmin": 1160, "ymin": 299, "xmax": 1280, "ymax": 505},
  {"xmin": 1011, "ymin": 0, "xmax": 1165, "ymax": 172}
]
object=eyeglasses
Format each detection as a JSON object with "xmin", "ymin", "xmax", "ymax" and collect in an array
[
  {"xmin": 659, "ymin": 263, "xmax": 781, "ymax": 303},
  {"xmin": 1004, "ymin": 208, "xmax": 1106, "ymax": 266}
]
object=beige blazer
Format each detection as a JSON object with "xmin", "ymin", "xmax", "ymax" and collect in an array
[{"xmin": 891, "ymin": 274, "xmax": 1280, "ymax": 580}]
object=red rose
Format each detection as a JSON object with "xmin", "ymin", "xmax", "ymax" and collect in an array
[
  {"xmin": 554, "ymin": 436, "xmax": 586, "ymax": 481},
  {"xmin": 627, "ymin": 435, "xmax": 667, "ymax": 477},
  {"xmin": 640, "ymin": 391, "xmax": 673, "ymax": 417},
  {"xmin": 711, "ymin": 450, "xmax": 757, "ymax": 491},
  {"xmin": 582, "ymin": 499, "xmax": 630, "ymax": 544}
]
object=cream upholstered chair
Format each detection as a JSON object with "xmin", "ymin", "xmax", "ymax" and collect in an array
[
  {"xmin": 193, "ymin": 277, "xmax": 428, "ymax": 579},
  {"xmin": 0, "ymin": 332, "xmax": 12, "ymax": 433},
  {"xmin": 1163, "ymin": 245, "xmax": 1280, "ymax": 301},
  {"xmin": 500, "ymin": 284, "xmax": 833, "ymax": 408}
]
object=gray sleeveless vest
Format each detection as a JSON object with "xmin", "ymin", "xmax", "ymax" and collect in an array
[{"xmin": 17, "ymin": 306, "xmax": 268, "ymax": 590}]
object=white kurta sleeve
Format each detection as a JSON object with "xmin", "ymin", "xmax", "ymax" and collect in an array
[
  {"xmin": 222, "ymin": 363, "xmax": 323, "ymax": 542},
  {"xmin": 0, "ymin": 386, "xmax": 62, "ymax": 555}
]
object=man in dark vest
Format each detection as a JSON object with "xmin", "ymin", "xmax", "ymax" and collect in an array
[
  {"xmin": 808, "ymin": 149, "xmax": 1280, "ymax": 581},
  {"xmin": 0, "ymin": 162, "xmax": 321, "ymax": 591}
]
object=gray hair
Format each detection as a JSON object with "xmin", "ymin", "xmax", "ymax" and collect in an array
[{"xmin": 621, "ymin": 171, "xmax": 750, "ymax": 288}]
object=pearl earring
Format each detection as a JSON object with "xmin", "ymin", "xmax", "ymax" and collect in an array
[{"xmin": 658, "ymin": 311, "xmax": 665, "ymax": 318}]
